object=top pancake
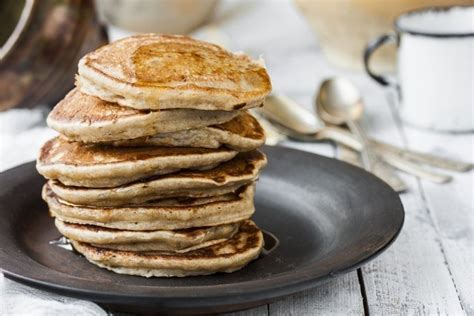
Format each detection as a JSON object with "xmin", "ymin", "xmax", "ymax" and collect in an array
[{"xmin": 77, "ymin": 34, "xmax": 272, "ymax": 111}]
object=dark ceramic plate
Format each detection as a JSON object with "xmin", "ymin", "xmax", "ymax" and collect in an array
[{"xmin": 0, "ymin": 146, "xmax": 404, "ymax": 314}]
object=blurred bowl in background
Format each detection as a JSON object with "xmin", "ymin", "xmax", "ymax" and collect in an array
[
  {"xmin": 294, "ymin": 0, "xmax": 472, "ymax": 72},
  {"xmin": 95, "ymin": 0, "xmax": 219, "ymax": 34},
  {"xmin": 0, "ymin": 0, "xmax": 108, "ymax": 111}
]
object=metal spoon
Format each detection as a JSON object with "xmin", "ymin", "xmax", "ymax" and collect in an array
[
  {"xmin": 313, "ymin": 78, "xmax": 409, "ymax": 188},
  {"xmin": 259, "ymin": 95, "xmax": 407, "ymax": 190},
  {"xmin": 258, "ymin": 95, "xmax": 454, "ymax": 184},
  {"xmin": 316, "ymin": 77, "xmax": 377, "ymax": 171},
  {"xmin": 260, "ymin": 94, "xmax": 472, "ymax": 174},
  {"xmin": 259, "ymin": 95, "xmax": 472, "ymax": 172}
]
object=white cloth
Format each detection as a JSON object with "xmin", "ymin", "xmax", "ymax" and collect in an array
[
  {"xmin": 0, "ymin": 274, "xmax": 106, "ymax": 316},
  {"xmin": 0, "ymin": 107, "xmax": 56, "ymax": 172}
]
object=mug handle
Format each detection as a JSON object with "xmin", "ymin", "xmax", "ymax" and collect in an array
[{"xmin": 364, "ymin": 32, "xmax": 398, "ymax": 87}]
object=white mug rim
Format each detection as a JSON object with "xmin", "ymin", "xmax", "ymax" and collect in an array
[{"xmin": 394, "ymin": 5, "xmax": 474, "ymax": 38}]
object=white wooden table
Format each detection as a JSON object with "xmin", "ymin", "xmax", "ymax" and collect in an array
[{"xmin": 0, "ymin": 1, "xmax": 472, "ymax": 315}]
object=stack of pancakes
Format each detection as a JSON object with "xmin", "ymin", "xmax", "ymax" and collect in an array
[{"xmin": 36, "ymin": 34, "xmax": 271, "ymax": 277}]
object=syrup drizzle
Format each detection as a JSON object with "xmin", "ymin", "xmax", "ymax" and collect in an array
[
  {"xmin": 49, "ymin": 236, "xmax": 74, "ymax": 251},
  {"xmin": 261, "ymin": 230, "xmax": 280, "ymax": 256}
]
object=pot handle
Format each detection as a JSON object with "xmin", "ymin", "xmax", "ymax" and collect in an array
[{"xmin": 364, "ymin": 32, "xmax": 398, "ymax": 87}]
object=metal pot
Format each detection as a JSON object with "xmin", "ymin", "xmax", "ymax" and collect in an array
[{"xmin": 0, "ymin": 0, "xmax": 108, "ymax": 111}]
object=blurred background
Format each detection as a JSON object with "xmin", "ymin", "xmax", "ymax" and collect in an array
[{"xmin": 2, "ymin": 0, "xmax": 471, "ymax": 112}]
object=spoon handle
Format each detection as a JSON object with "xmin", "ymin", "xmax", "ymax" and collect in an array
[
  {"xmin": 317, "ymin": 127, "xmax": 453, "ymax": 184},
  {"xmin": 380, "ymin": 151, "xmax": 452, "ymax": 184},
  {"xmin": 346, "ymin": 120, "xmax": 377, "ymax": 172},
  {"xmin": 338, "ymin": 144, "xmax": 407, "ymax": 192},
  {"xmin": 372, "ymin": 140, "xmax": 473, "ymax": 172}
]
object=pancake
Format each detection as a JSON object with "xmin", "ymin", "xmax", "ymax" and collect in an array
[
  {"xmin": 71, "ymin": 220, "xmax": 263, "ymax": 277},
  {"xmin": 48, "ymin": 89, "xmax": 239, "ymax": 143},
  {"xmin": 48, "ymin": 150, "xmax": 267, "ymax": 206},
  {"xmin": 77, "ymin": 34, "xmax": 271, "ymax": 111},
  {"xmin": 43, "ymin": 184, "xmax": 256, "ymax": 231},
  {"xmin": 36, "ymin": 137, "xmax": 237, "ymax": 188},
  {"xmin": 109, "ymin": 111, "xmax": 265, "ymax": 151},
  {"xmin": 55, "ymin": 219, "xmax": 240, "ymax": 253}
]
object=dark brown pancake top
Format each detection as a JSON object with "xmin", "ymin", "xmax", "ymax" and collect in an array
[
  {"xmin": 162, "ymin": 150, "xmax": 267, "ymax": 183},
  {"xmin": 211, "ymin": 111, "xmax": 265, "ymax": 140}
]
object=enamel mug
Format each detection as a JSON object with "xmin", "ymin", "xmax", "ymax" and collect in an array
[{"xmin": 364, "ymin": 6, "xmax": 474, "ymax": 132}]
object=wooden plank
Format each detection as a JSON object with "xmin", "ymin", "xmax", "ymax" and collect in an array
[
  {"xmin": 269, "ymin": 273, "xmax": 364, "ymax": 316},
  {"xmin": 362, "ymin": 178, "xmax": 465, "ymax": 315},
  {"xmin": 400, "ymin": 123, "xmax": 473, "ymax": 314},
  {"xmin": 223, "ymin": 305, "xmax": 268, "ymax": 316},
  {"xmin": 358, "ymin": 87, "xmax": 465, "ymax": 314}
]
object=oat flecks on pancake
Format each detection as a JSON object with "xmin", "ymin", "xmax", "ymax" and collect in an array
[
  {"xmin": 47, "ymin": 150, "xmax": 267, "ymax": 206},
  {"xmin": 71, "ymin": 220, "xmax": 264, "ymax": 277},
  {"xmin": 36, "ymin": 137, "xmax": 238, "ymax": 188},
  {"xmin": 47, "ymin": 89, "xmax": 239, "ymax": 142},
  {"xmin": 78, "ymin": 34, "xmax": 272, "ymax": 111}
]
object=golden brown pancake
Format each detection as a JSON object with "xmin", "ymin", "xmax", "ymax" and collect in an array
[
  {"xmin": 48, "ymin": 150, "xmax": 267, "ymax": 206},
  {"xmin": 48, "ymin": 89, "xmax": 239, "ymax": 143},
  {"xmin": 110, "ymin": 111, "xmax": 265, "ymax": 151},
  {"xmin": 35, "ymin": 33, "xmax": 271, "ymax": 279},
  {"xmin": 36, "ymin": 137, "xmax": 237, "ymax": 188},
  {"xmin": 55, "ymin": 219, "xmax": 240, "ymax": 253},
  {"xmin": 71, "ymin": 220, "xmax": 264, "ymax": 277},
  {"xmin": 77, "ymin": 34, "xmax": 272, "ymax": 111},
  {"xmin": 43, "ymin": 184, "xmax": 256, "ymax": 231}
]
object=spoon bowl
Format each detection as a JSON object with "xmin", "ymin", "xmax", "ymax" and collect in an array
[
  {"xmin": 315, "ymin": 77, "xmax": 375, "ymax": 171},
  {"xmin": 316, "ymin": 78, "xmax": 364, "ymax": 125}
]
